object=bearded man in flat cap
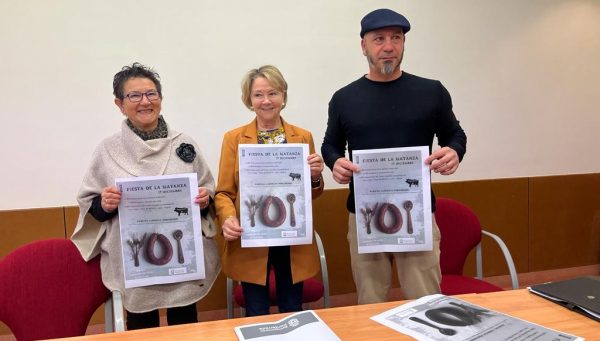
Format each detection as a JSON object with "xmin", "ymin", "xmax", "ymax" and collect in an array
[{"xmin": 321, "ymin": 8, "xmax": 467, "ymax": 304}]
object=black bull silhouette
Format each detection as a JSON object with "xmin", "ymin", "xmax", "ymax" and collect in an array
[
  {"xmin": 405, "ymin": 179, "xmax": 419, "ymax": 187},
  {"xmin": 174, "ymin": 207, "xmax": 189, "ymax": 216}
]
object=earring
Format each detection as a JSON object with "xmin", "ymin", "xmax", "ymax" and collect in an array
[{"xmin": 250, "ymin": 106, "xmax": 254, "ymax": 111}]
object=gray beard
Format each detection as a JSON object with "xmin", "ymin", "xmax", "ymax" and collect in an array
[
  {"xmin": 380, "ymin": 61, "xmax": 397, "ymax": 75},
  {"xmin": 366, "ymin": 50, "xmax": 404, "ymax": 76}
]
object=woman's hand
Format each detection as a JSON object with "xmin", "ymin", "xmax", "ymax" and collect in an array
[
  {"xmin": 222, "ymin": 216, "xmax": 243, "ymax": 241},
  {"xmin": 101, "ymin": 186, "xmax": 121, "ymax": 213},
  {"xmin": 195, "ymin": 187, "xmax": 210, "ymax": 209},
  {"xmin": 332, "ymin": 157, "xmax": 360, "ymax": 184},
  {"xmin": 307, "ymin": 153, "xmax": 324, "ymax": 180}
]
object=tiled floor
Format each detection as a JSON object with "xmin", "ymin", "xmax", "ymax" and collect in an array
[{"xmin": 2, "ymin": 264, "xmax": 599, "ymax": 341}]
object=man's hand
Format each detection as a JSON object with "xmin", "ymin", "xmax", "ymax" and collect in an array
[
  {"xmin": 332, "ymin": 157, "xmax": 361, "ymax": 184},
  {"xmin": 425, "ymin": 147, "xmax": 460, "ymax": 175}
]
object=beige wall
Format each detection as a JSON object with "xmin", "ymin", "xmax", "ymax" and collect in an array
[{"xmin": 1, "ymin": 1, "xmax": 600, "ymax": 210}]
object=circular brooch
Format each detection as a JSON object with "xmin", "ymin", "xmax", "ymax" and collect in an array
[{"xmin": 176, "ymin": 143, "xmax": 196, "ymax": 163}]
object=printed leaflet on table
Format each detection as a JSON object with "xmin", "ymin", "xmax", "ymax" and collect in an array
[
  {"xmin": 235, "ymin": 310, "xmax": 340, "ymax": 341},
  {"xmin": 371, "ymin": 294, "xmax": 583, "ymax": 341}
]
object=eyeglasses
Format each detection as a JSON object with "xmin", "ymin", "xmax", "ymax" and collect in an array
[{"xmin": 124, "ymin": 90, "xmax": 161, "ymax": 103}]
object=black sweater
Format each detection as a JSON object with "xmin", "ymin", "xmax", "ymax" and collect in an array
[{"xmin": 321, "ymin": 72, "xmax": 467, "ymax": 213}]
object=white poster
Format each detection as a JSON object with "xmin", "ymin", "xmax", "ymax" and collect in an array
[
  {"xmin": 239, "ymin": 144, "xmax": 313, "ymax": 247},
  {"xmin": 352, "ymin": 146, "xmax": 432, "ymax": 253},
  {"xmin": 116, "ymin": 173, "xmax": 205, "ymax": 288},
  {"xmin": 371, "ymin": 294, "xmax": 583, "ymax": 341}
]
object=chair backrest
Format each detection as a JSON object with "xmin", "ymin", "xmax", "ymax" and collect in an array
[
  {"xmin": 233, "ymin": 267, "xmax": 324, "ymax": 306},
  {"xmin": 227, "ymin": 231, "xmax": 330, "ymax": 318},
  {"xmin": 435, "ymin": 197, "xmax": 483, "ymax": 275},
  {"xmin": 0, "ymin": 239, "xmax": 110, "ymax": 341}
]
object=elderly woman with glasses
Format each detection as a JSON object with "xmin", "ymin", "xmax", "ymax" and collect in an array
[
  {"xmin": 71, "ymin": 62, "xmax": 220, "ymax": 330},
  {"xmin": 215, "ymin": 65, "xmax": 324, "ymax": 316}
]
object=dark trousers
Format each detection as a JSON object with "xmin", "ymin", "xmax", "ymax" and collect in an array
[
  {"xmin": 241, "ymin": 246, "xmax": 304, "ymax": 316},
  {"xmin": 126, "ymin": 302, "xmax": 198, "ymax": 330}
]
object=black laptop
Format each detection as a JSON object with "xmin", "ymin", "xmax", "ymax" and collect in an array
[{"xmin": 528, "ymin": 276, "xmax": 600, "ymax": 322}]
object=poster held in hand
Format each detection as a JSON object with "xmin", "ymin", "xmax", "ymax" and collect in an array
[
  {"xmin": 239, "ymin": 144, "xmax": 313, "ymax": 247},
  {"xmin": 352, "ymin": 146, "xmax": 432, "ymax": 254},
  {"xmin": 116, "ymin": 173, "xmax": 205, "ymax": 288}
]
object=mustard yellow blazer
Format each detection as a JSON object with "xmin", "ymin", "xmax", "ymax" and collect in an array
[{"xmin": 215, "ymin": 117, "xmax": 323, "ymax": 285}]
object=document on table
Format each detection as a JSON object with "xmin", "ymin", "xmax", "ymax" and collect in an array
[
  {"xmin": 371, "ymin": 294, "xmax": 584, "ymax": 341},
  {"xmin": 352, "ymin": 146, "xmax": 432, "ymax": 253},
  {"xmin": 116, "ymin": 173, "xmax": 205, "ymax": 288},
  {"xmin": 238, "ymin": 144, "xmax": 313, "ymax": 247},
  {"xmin": 235, "ymin": 310, "xmax": 340, "ymax": 340}
]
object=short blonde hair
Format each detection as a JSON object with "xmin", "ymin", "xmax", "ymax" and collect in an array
[{"xmin": 241, "ymin": 65, "xmax": 288, "ymax": 110}]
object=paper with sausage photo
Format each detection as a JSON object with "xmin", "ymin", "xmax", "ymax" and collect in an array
[
  {"xmin": 239, "ymin": 144, "xmax": 313, "ymax": 247},
  {"xmin": 352, "ymin": 146, "xmax": 432, "ymax": 253},
  {"xmin": 116, "ymin": 173, "xmax": 205, "ymax": 288}
]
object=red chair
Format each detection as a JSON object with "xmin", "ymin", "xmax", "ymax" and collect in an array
[
  {"xmin": 435, "ymin": 197, "xmax": 519, "ymax": 295},
  {"xmin": 0, "ymin": 239, "xmax": 124, "ymax": 341},
  {"xmin": 227, "ymin": 231, "xmax": 330, "ymax": 318}
]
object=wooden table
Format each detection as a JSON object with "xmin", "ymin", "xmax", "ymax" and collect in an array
[{"xmin": 55, "ymin": 290, "xmax": 598, "ymax": 340}]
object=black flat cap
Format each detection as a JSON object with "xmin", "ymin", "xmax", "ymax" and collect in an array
[{"xmin": 360, "ymin": 8, "xmax": 411, "ymax": 37}]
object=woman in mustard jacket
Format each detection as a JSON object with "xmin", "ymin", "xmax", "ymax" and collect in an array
[{"xmin": 215, "ymin": 65, "xmax": 324, "ymax": 316}]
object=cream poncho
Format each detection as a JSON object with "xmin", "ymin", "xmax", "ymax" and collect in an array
[{"xmin": 72, "ymin": 120, "xmax": 220, "ymax": 312}]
